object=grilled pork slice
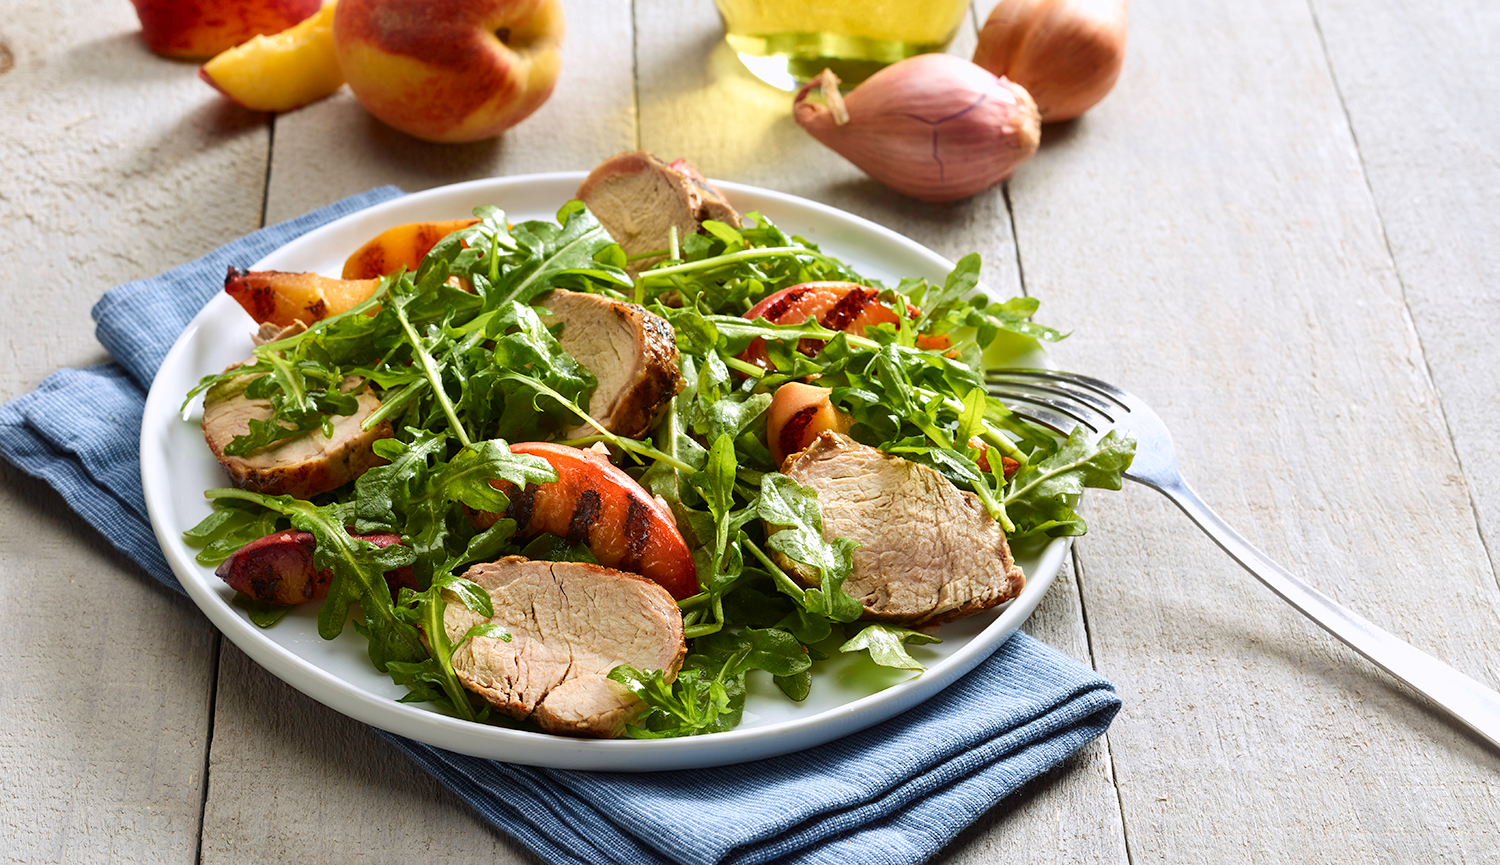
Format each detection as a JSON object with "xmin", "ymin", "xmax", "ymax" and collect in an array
[
  {"xmin": 534, "ymin": 289, "xmax": 682, "ymax": 438},
  {"xmin": 576, "ymin": 151, "xmax": 742, "ymax": 274},
  {"xmin": 780, "ymin": 432, "xmax": 1026, "ymax": 626},
  {"xmin": 201, "ymin": 376, "xmax": 392, "ymax": 499},
  {"xmin": 443, "ymin": 557, "xmax": 686, "ymax": 738}
]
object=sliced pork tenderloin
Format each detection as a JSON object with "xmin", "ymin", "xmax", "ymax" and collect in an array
[
  {"xmin": 534, "ymin": 288, "xmax": 683, "ymax": 438},
  {"xmin": 443, "ymin": 556, "xmax": 686, "ymax": 738},
  {"xmin": 201, "ymin": 375, "xmax": 392, "ymax": 499},
  {"xmin": 778, "ymin": 432, "xmax": 1026, "ymax": 626},
  {"xmin": 576, "ymin": 151, "xmax": 742, "ymax": 274}
]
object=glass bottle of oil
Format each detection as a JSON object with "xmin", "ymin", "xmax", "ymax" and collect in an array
[{"xmin": 715, "ymin": 0, "xmax": 971, "ymax": 90}]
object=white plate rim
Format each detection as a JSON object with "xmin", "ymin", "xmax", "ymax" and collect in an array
[{"xmin": 140, "ymin": 172, "xmax": 1067, "ymax": 772}]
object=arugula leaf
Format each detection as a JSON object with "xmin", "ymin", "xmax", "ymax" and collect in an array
[
  {"xmin": 182, "ymin": 497, "xmax": 282, "ymax": 566},
  {"xmin": 840, "ymin": 624, "xmax": 942, "ymax": 671},
  {"xmin": 231, "ymin": 593, "xmax": 293, "ymax": 628},
  {"xmin": 613, "ymin": 627, "xmax": 811, "ymax": 737},
  {"xmin": 489, "ymin": 201, "xmax": 632, "ymax": 307},
  {"xmin": 203, "ymin": 488, "xmax": 423, "ymax": 671},
  {"xmin": 753, "ymin": 474, "xmax": 863, "ymax": 623},
  {"xmin": 1004, "ymin": 428, "xmax": 1137, "ymax": 537},
  {"xmin": 610, "ymin": 666, "xmax": 737, "ymax": 738}
]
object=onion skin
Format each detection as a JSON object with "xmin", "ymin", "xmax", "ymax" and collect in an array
[
  {"xmin": 973, "ymin": 0, "xmax": 1128, "ymax": 122},
  {"xmin": 794, "ymin": 55, "xmax": 1041, "ymax": 203}
]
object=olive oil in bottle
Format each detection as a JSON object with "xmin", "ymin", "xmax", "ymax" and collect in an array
[{"xmin": 715, "ymin": 0, "xmax": 969, "ymax": 90}]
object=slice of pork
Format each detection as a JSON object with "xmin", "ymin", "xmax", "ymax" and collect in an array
[
  {"xmin": 534, "ymin": 289, "xmax": 683, "ymax": 438},
  {"xmin": 577, "ymin": 151, "xmax": 742, "ymax": 274},
  {"xmin": 252, "ymin": 319, "xmax": 308, "ymax": 346},
  {"xmin": 443, "ymin": 557, "xmax": 686, "ymax": 738},
  {"xmin": 202, "ymin": 375, "xmax": 392, "ymax": 499},
  {"xmin": 779, "ymin": 432, "xmax": 1026, "ymax": 626}
]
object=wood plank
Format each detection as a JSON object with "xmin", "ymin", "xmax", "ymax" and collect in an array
[
  {"xmin": 634, "ymin": 3, "xmax": 1129, "ymax": 862},
  {"xmin": 197, "ymin": 3, "xmax": 636, "ymax": 858},
  {"xmin": 1003, "ymin": 0, "xmax": 1500, "ymax": 858},
  {"xmin": 943, "ymin": 555, "xmax": 1128, "ymax": 864},
  {"xmin": 0, "ymin": 3, "xmax": 267, "ymax": 862},
  {"xmin": 1309, "ymin": 0, "xmax": 1500, "ymax": 597},
  {"xmin": 199, "ymin": 646, "xmax": 540, "ymax": 865}
]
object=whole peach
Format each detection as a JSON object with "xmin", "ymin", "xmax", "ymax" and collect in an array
[
  {"xmin": 131, "ymin": 0, "xmax": 321, "ymax": 59},
  {"xmin": 332, "ymin": 0, "xmax": 565, "ymax": 143}
]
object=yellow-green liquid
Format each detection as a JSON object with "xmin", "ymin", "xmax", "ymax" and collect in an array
[{"xmin": 715, "ymin": 0, "xmax": 969, "ymax": 90}]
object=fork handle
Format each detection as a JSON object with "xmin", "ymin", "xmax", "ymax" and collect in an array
[{"xmin": 1146, "ymin": 475, "xmax": 1500, "ymax": 750}]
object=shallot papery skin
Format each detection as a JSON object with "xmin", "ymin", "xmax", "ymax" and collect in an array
[
  {"xmin": 973, "ymin": 0, "xmax": 1129, "ymax": 122},
  {"xmin": 794, "ymin": 54, "xmax": 1041, "ymax": 203}
]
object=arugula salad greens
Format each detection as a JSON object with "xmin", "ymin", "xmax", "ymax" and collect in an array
[{"xmin": 182, "ymin": 201, "xmax": 1134, "ymax": 737}]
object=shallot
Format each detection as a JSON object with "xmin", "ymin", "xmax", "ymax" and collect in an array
[
  {"xmin": 973, "ymin": 0, "xmax": 1129, "ymax": 122},
  {"xmin": 793, "ymin": 54, "xmax": 1041, "ymax": 203}
]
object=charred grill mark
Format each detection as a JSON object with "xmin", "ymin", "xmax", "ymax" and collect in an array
[
  {"xmin": 505, "ymin": 483, "xmax": 538, "ymax": 530},
  {"xmin": 304, "ymin": 298, "xmax": 328, "ymax": 319},
  {"xmin": 250, "ymin": 286, "xmax": 277, "ymax": 322},
  {"xmin": 566, "ymin": 489, "xmax": 602, "ymax": 545},
  {"xmin": 761, "ymin": 288, "xmax": 810, "ymax": 322},
  {"xmin": 352, "ymin": 247, "xmax": 386, "ymax": 278},
  {"xmin": 249, "ymin": 571, "xmax": 282, "ymax": 602},
  {"xmin": 797, "ymin": 338, "xmax": 826, "ymax": 358},
  {"xmin": 621, "ymin": 495, "xmax": 650, "ymax": 572},
  {"xmin": 781, "ymin": 406, "xmax": 820, "ymax": 460},
  {"xmin": 819, "ymin": 287, "xmax": 878, "ymax": 333}
]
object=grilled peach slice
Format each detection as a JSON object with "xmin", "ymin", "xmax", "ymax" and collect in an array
[
  {"xmin": 739, "ymin": 281, "xmax": 950, "ymax": 369},
  {"xmin": 479, "ymin": 442, "xmax": 700, "ymax": 600},
  {"xmin": 224, "ymin": 267, "xmax": 379, "ymax": 327},
  {"xmin": 216, "ymin": 529, "xmax": 415, "ymax": 605},
  {"xmin": 342, "ymin": 219, "xmax": 480, "ymax": 279},
  {"xmin": 766, "ymin": 382, "xmax": 853, "ymax": 467}
]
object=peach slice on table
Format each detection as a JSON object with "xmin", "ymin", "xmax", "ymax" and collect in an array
[
  {"xmin": 342, "ymin": 219, "xmax": 480, "ymax": 279},
  {"xmin": 199, "ymin": 2, "xmax": 344, "ymax": 112},
  {"xmin": 224, "ymin": 267, "xmax": 379, "ymax": 327}
]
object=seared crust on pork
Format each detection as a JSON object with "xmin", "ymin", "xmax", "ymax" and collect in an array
[
  {"xmin": 576, "ymin": 151, "xmax": 742, "ymax": 274},
  {"xmin": 201, "ymin": 375, "xmax": 392, "ymax": 499},
  {"xmin": 535, "ymin": 289, "xmax": 683, "ymax": 438},
  {"xmin": 443, "ymin": 557, "xmax": 687, "ymax": 738},
  {"xmin": 779, "ymin": 432, "xmax": 1026, "ymax": 626}
]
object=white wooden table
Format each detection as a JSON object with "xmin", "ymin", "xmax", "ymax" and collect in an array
[{"xmin": 3, "ymin": 1, "xmax": 1499, "ymax": 861}]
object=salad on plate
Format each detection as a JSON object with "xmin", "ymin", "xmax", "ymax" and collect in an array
[{"xmin": 180, "ymin": 153, "xmax": 1134, "ymax": 740}]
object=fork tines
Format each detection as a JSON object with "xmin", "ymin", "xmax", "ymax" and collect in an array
[{"xmin": 983, "ymin": 369, "xmax": 1127, "ymax": 436}]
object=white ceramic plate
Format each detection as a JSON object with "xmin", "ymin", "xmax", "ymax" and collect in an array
[{"xmin": 141, "ymin": 173, "xmax": 1066, "ymax": 772}]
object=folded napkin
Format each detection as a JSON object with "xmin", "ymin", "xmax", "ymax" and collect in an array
[{"xmin": 0, "ymin": 188, "xmax": 1121, "ymax": 865}]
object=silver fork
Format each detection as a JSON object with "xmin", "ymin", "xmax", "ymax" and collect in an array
[{"xmin": 987, "ymin": 368, "xmax": 1500, "ymax": 750}]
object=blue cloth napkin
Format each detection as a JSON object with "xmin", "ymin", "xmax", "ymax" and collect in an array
[{"xmin": 0, "ymin": 188, "xmax": 1121, "ymax": 865}]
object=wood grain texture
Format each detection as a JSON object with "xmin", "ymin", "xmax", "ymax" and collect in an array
[
  {"xmin": 199, "ymin": 646, "xmax": 540, "ymax": 865},
  {"xmin": 262, "ymin": 0, "xmax": 637, "ymax": 224},
  {"xmin": 0, "ymin": 2, "xmax": 265, "ymax": 862},
  {"xmin": 1309, "ymin": 0, "xmax": 1500, "ymax": 592},
  {"xmin": 1003, "ymin": 0, "xmax": 1500, "ymax": 859}
]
